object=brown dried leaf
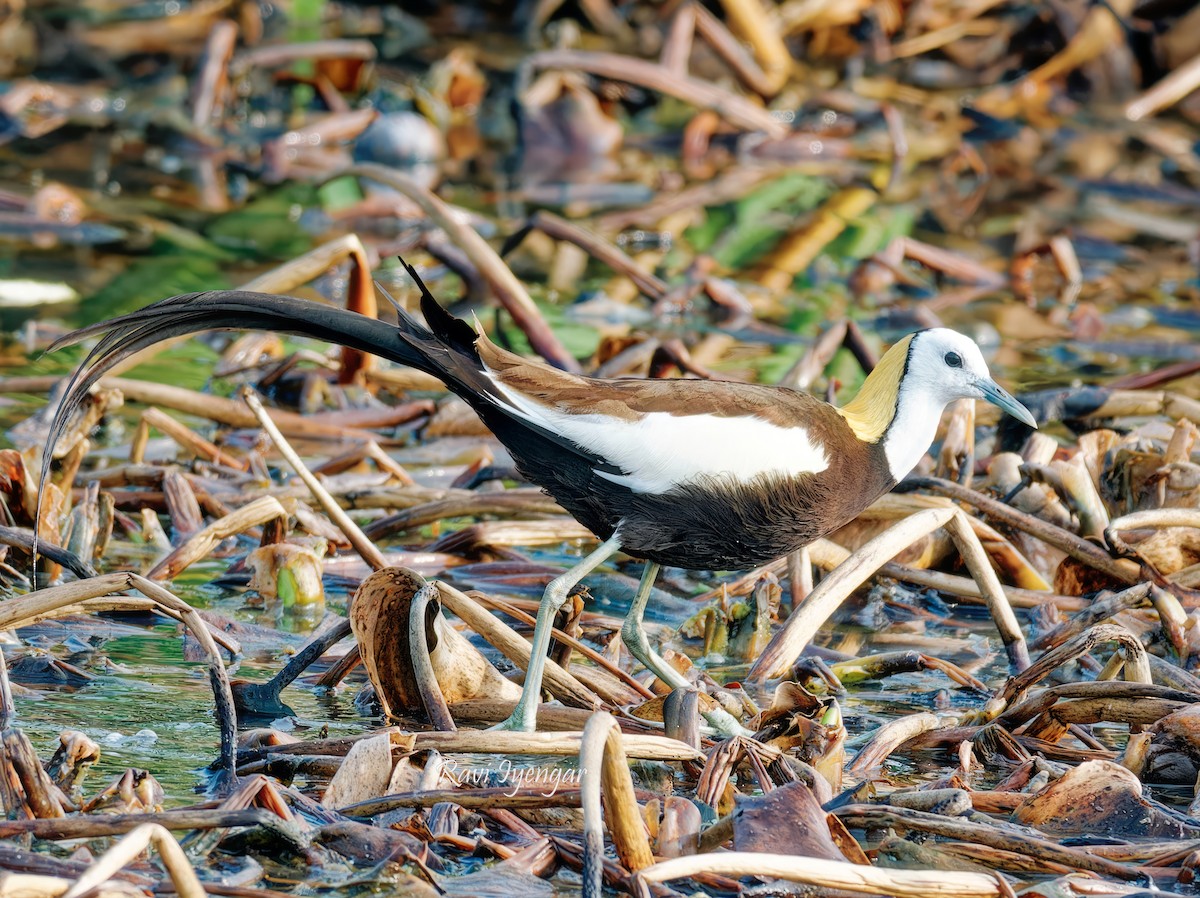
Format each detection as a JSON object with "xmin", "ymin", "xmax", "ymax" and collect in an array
[
  {"xmin": 733, "ymin": 780, "xmax": 858, "ymax": 862},
  {"xmin": 323, "ymin": 732, "xmax": 394, "ymax": 808},
  {"xmin": 1145, "ymin": 704, "xmax": 1200, "ymax": 784},
  {"xmin": 349, "ymin": 567, "xmax": 521, "ymax": 721},
  {"xmin": 1013, "ymin": 759, "xmax": 1197, "ymax": 838}
]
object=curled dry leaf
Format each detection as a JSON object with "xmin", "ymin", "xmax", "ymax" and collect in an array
[
  {"xmin": 754, "ymin": 685, "xmax": 846, "ymax": 793},
  {"xmin": 322, "ymin": 732, "xmax": 395, "ymax": 809},
  {"xmin": 733, "ymin": 780, "xmax": 868, "ymax": 863},
  {"xmin": 645, "ymin": 795, "xmax": 702, "ymax": 858},
  {"xmin": 1113, "ymin": 526, "xmax": 1200, "ymax": 575},
  {"xmin": 1144, "ymin": 704, "xmax": 1200, "ymax": 784},
  {"xmin": 349, "ymin": 567, "xmax": 521, "ymax": 721},
  {"xmin": 82, "ymin": 768, "xmax": 164, "ymax": 814},
  {"xmin": 45, "ymin": 730, "xmax": 101, "ymax": 803},
  {"xmin": 245, "ymin": 538, "xmax": 328, "ymax": 614},
  {"xmin": 1012, "ymin": 759, "xmax": 1199, "ymax": 838}
]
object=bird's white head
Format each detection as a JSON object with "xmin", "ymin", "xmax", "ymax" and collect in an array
[
  {"xmin": 903, "ymin": 329, "xmax": 1020, "ymax": 413},
  {"xmin": 890, "ymin": 328, "xmax": 1036, "ymax": 478},
  {"xmin": 841, "ymin": 327, "xmax": 1037, "ymax": 482}
]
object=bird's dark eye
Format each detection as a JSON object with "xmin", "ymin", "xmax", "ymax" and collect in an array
[{"xmin": 944, "ymin": 351, "xmax": 963, "ymax": 368}]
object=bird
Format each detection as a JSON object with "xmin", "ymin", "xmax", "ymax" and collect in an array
[{"xmin": 45, "ymin": 263, "xmax": 1037, "ymax": 734}]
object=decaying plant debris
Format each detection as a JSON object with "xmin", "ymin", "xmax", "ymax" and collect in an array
[{"xmin": 1, "ymin": 0, "xmax": 1200, "ymax": 896}]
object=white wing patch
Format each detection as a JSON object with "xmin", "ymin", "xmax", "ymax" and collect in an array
[{"xmin": 489, "ymin": 376, "xmax": 829, "ymax": 495}]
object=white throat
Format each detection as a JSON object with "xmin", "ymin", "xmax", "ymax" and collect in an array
[{"xmin": 881, "ymin": 383, "xmax": 948, "ymax": 480}]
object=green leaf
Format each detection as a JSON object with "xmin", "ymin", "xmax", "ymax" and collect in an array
[
  {"xmin": 204, "ymin": 186, "xmax": 317, "ymax": 260},
  {"xmin": 81, "ymin": 256, "xmax": 230, "ymax": 325},
  {"xmin": 685, "ymin": 206, "xmax": 733, "ymax": 253},
  {"xmin": 836, "ymin": 205, "xmax": 917, "ymax": 259},
  {"xmin": 735, "ymin": 173, "xmax": 829, "ymax": 221},
  {"xmin": 318, "ymin": 176, "xmax": 364, "ymax": 213},
  {"xmin": 709, "ymin": 174, "xmax": 832, "ymax": 269}
]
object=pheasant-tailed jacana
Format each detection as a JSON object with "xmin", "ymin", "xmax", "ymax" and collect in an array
[{"xmin": 45, "ymin": 264, "xmax": 1036, "ymax": 733}]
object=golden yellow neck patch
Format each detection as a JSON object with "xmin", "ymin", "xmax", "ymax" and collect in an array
[{"xmin": 837, "ymin": 333, "xmax": 914, "ymax": 443}]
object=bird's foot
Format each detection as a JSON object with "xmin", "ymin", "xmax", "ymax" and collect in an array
[{"xmin": 489, "ymin": 709, "xmax": 537, "ymax": 732}]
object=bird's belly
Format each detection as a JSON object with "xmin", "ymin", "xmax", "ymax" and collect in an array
[
  {"xmin": 503, "ymin": 426, "xmax": 892, "ymax": 573},
  {"xmin": 601, "ymin": 471, "xmax": 891, "ymax": 571}
]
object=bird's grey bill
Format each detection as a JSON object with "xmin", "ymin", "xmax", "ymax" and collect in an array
[{"xmin": 978, "ymin": 379, "xmax": 1038, "ymax": 428}]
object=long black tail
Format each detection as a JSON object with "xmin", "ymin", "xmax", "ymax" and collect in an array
[
  {"xmin": 35, "ymin": 267, "xmax": 617, "ymax": 578},
  {"xmin": 39, "ymin": 265, "xmax": 504, "ymax": 507},
  {"xmin": 52, "ymin": 289, "xmax": 444, "ymax": 384}
]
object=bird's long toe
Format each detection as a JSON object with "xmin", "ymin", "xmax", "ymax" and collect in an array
[{"xmin": 489, "ymin": 709, "xmax": 538, "ymax": 732}]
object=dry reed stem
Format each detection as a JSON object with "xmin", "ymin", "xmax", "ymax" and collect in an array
[
  {"xmin": 189, "ymin": 19, "xmax": 236, "ymax": 129},
  {"xmin": 637, "ymin": 852, "xmax": 1006, "ymax": 896},
  {"xmin": 413, "ymin": 728, "xmax": 702, "ymax": 761},
  {"xmin": 987, "ymin": 623, "xmax": 1152, "ymax": 720},
  {"xmin": 1127, "ymin": 54, "xmax": 1200, "ymax": 120},
  {"xmin": 889, "ymin": 18, "xmax": 1001, "ymax": 58},
  {"xmin": 700, "ymin": 538, "xmax": 1082, "ymax": 611},
  {"xmin": 434, "ymin": 581, "xmax": 599, "ymax": 709},
  {"xmin": 749, "ymin": 506, "xmax": 1027, "ymax": 680},
  {"xmin": 344, "ymin": 164, "xmax": 579, "ymax": 373},
  {"xmin": 527, "ymin": 210, "xmax": 668, "ymax": 299},
  {"xmin": 848, "ymin": 712, "xmax": 941, "ymax": 776},
  {"xmin": 407, "ymin": 582, "xmax": 457, "ymax": 731},
  {"xmin": 97, "ymin": 377, "xmax": 384, "ymax": 441},
  {"xmin": 527, "ymin": 49, "xmax": 785, "ymax": 136},
  {"xmin": 145, "ymin": 494, "xmax": 290, "ymax": 581},
  {"xmin": 363, "ymin": 441, "xmax": 414, "ymax": 485},
  {"xmin": 0, "ymin": 595, "xmax": 238, "ymax": 655},
  {"xmin": 716, "ymin": 0, "xmax": 790, "ymax": 96},
  {"xmin": 1108, "ymin": 508, "xmax": 1200, "ymax": 538},
  {"xmin": 759, "ymin": 187, "xmax": 877, "ymax": 293},
  {"xmin": 1029, "ymin": 582, "xmax": 1154, "ymax": 653},
  {"xmin": 596, "ymin": 166, "xmax": 773, "ymax": 232},
  {"xmin": 340, "ymin": 789, "xmax": 587, "ymax": 814},
  {"xmin": 468, "ymin": 591, "xmax": 655, "ymax": 699},
  {"xmin": 906, "ymin": 477, "xmax": 1140, "ymax": 583},
  {"xmin": 944, "ymin": 512, "xmax": 1029, "ymax": 670},
  {"xmin": 580, "ymin": 711, "xmax": 654, "ymax": 897},
  {"xmin": 240, "ymin": 387, "xmax": 387, "ymax": 572},
  {"xmin": 138, "ymin": 407, "xmax": 246, "ymax": 470},
  {"xmin": 967, "ymin": 516, "xmax": 1050, "ymax": 591},
  {"xmin": 253, "ymin": 233, "xmax": 376, "ymax": 383},
  {"xmin": 1024, "ymin": 0, "xmax": 1135, "ymax": 85},
  {"xmin": 62, "ymin": 823, "xmax": 204, "ymax": 898},
  {"xmin": 243, "ymin": 232, "xmax": 368, "ymax": 293},
  {"xmin": 833, "ymin": 805, "xmax": 1140, "ymax": 880},
  {"xmin": 687, "ymin": 5, "xmax": 776, "ymax": 99}
]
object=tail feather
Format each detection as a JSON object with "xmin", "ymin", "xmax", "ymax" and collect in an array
[
  {"xmin": 36, "ymin": 270, "xmax": 609, "ymax": 574},
  {"xmin": 39, "ymin": 290, "xmax": 460, "ymax": 532},
  {"xmin": 398, "ymin": 258, "xmax": 480, "ymax": 356},
  {"xmin": 50, "ymin": 291, "xmax": 436, "ymax": 373}
]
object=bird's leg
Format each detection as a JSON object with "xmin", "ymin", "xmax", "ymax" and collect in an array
[
  {"xmin": 619, "ymin": 563, "xmax": 680, "ymax": 687},
  {"xmin": 492, "ymin": 535, "xmax": 624, "ymax": 733},
  {"xmin": 620, "ymin": 562, "xmax": 752, "ymax": 738}
]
